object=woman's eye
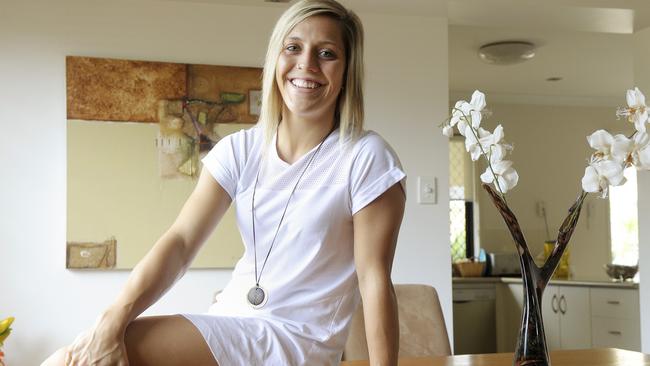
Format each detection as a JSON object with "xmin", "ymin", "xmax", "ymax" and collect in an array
[
  {"xmin": 319, "ymin": 50, "xmax": 336, "ymax": 58},
  {"xmin": 285, "ymin": 44, "xmax": 299, "ymax": 52}
]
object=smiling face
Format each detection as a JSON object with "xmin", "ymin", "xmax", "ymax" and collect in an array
[{"xmin": 276, "ymin": 15, "xmax": 346, "ymax": 123}]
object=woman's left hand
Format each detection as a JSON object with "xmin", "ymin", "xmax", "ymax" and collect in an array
[{"xmin": 64, "ymin": 313, "xmax": 130, "ymax": 366}]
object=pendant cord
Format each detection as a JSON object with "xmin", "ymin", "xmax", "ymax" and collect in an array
[{"xmin": 250, "ymin": 128, "xmax": 334, "ymax": 287}]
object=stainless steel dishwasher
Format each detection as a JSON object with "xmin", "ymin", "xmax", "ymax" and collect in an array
[{"xmin": 452, "ymin": 282, "xmax": 497, "ymax": 354}]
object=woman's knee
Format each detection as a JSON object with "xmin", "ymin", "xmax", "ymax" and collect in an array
[{"xmin": 41, "ymin": 346, "xmax": 68, "ymax": 366}]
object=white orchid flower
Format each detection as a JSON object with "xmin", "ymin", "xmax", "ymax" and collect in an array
[
  {"xmin": 465, "ymin": 90, "xmax": 486, "ymax": 128},
  {"xmin": 465, "ymin": 124, "xmax": 504, "ymax": 161},
  {"xmin": 586, "ymin": 129, "xmax": 633, "ymax": 164},
  {"xmin": 450, "ymin": 100, "xmax": 468, "ymax": 127},
  {"xmin": 450, "ymin": 90, "xmax": 486, "ymax": 136},
  {"xmin": 638, "ymin": 145, "xmax": 650, "ymax": 169},
  {"xmin": 627, "ymin": 87, "xmax": 648, "ymax": 132},
  {"xmin": 480, "ymin": 159, "xmax": 519, "ymax": 194},
  {"xmin": 581, "ymin": 159, "xmax": 626, "ymax": 198},
  {"xmin": 442, "ymin": 91, "xmax": 519, "ymax": 197},
  {"xmin": 464, "ymin": 126, "xmax": 487, "ymax": 160},
  {"xmin": 469, "ymin": 89, "xmax": 487, "ymax": 111},
  {"xmin": 617, "ymin": 87, "xmax": 648, "ymax": 133},
  {"xmin": 443, "ymin": 100, "xmax": 469, "ymax": 138},
  {"xmin": 450, "ymin": 101, "xmax": 475, "ymax": 137},
  {"xmin": 609, "ymin": 131, "xmax": 650, "ymax": 168},
  {"xmin": 587, "ymin": 129, "xmax": 614, "ymax": 154},
  {"xmin": 462, "ymin": 109, "xmax": 483, "ymax": 133},
  {"xmin": 442, "ymin": 125, "xmax": 454, "ymax": 137},
  {"xmin": 632, "ymin": 132, "xmax": 650, "ymax": 169},
  {"xmin": 489, "ymin": 143, "xmax": 507, "ymax": 164},
  {"xmin": 449, "ymin": 101, "xmax": 472, "ymax": 137}
]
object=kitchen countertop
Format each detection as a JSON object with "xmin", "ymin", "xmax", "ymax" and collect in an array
[{"xmin": 453, "ymin": 276, "xmax": 639, "ymax": 289}]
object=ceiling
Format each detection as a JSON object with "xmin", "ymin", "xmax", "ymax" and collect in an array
[
  {"xmin": 156, "ymin": 0, "xmax": 447, "ymax": 16},
  {"xmin": 160, "ymin": 0, "xmax": 650, "ymax": 106},
  {"xmin": 447, "ymin": 0, "xmax": 650, "ymax": 106}
]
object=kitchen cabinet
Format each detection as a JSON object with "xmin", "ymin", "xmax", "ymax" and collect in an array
[
  {"xmin": 590, "ymin": 287, "xmax": 640, "ymax": 351},
  {"xmin": 453, "ymin": 283, "xmax": 497, "ymax": 354},
  {"xmin": 542, "ymin": 285, "xmax": 592, "ymax": 350},
  {"xmin": 496, "ymin": 283, "xmax": 591, "ymax": 352},
  {"xmin": 457, "ymin": 278, "xmax": 640, "ymax": 354}
]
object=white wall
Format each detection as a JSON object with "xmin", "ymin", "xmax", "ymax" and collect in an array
[
  {"xmin": 362, "ymin": 10, "xmax": 452, "ymax": 332},
  {"xmin": 633, "ymin": 26, "xmax": 650, "ymax": 354},
  {"xmin": 0, "ymin": 1, "xmax": 451, "ymax": 364},
  {"xmin": 474, "ymin": 103, "xmax": 620, "ymax": 281}
]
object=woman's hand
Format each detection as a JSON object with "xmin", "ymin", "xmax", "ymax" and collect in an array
[{"xmin": 64, "ymin": 312, "xmax": 129, "ymax": 366}]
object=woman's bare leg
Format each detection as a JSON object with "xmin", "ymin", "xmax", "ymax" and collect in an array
[
  {"xmin": 41, "ymin": 347, "xmax": 67, "ymax": 366},
  {"xmin": 124, "ymin": 315, "xmax": 218, "ymax": 366},
  {"xmin": 41, "ymin": 315, "xmax": 218, "ymax": 366}
]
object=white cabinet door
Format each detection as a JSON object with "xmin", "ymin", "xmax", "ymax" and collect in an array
[
  {"xmin": 590, "ymin": 288, "xmax": 640, "ymax": 351},
  {"xmin": 558, "ymin": 286, "xmax": 592, "ymax": 349},
  {"xmin": 497, "ymin": 283, "xmax": 638, "ymax": 353},
  {"xmin": 592, "ymin": 317, "xmax": 640, "ymax": 351},
  {"xmin": 541, "ymin": 285, "xmax": 561, "ymax": 350}
]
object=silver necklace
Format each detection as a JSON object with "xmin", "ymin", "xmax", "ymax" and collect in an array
[{"xmin": 247, "ymin": 129, "xmax": 333, "ymax": 308}]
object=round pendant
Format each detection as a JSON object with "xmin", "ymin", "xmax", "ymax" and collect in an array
[{"xmin": 247, "ymin": 285, "xmax": 268, "ymax": 309}]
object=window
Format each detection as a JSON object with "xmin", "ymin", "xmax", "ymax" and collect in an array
[
  {"xmin": 449, "ymin": 138, "xmax": 473, "ymax": 261},
  {"xmin": 609, "ymin": 167, "xmax": 639, "ymax": 265}
]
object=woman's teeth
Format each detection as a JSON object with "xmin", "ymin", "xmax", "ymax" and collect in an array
[{"xmin": 291, "ymin": 79, "xmax": 321, "ymax": 89}]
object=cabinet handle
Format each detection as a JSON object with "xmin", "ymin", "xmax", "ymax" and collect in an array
[
  {"xmin": 607, "ymin": 300, "xmax": 621, "ymax": 305},
  {"xmin": 559, "ymin": 295, "xmax": 567, "ymax": 314},
  {"xmin": 551, "ymin": 294, "xmax": 558, "ymax": 313},
  {"xmin": 608, "ymin": 331, "xmax": 622, "ymax": 336}
]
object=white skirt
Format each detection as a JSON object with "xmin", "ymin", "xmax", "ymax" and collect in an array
[{"xmin": 181, "ymin": 313, "xmax": 343, "ymax": 366}]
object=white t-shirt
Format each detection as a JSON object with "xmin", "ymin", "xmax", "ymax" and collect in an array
[{"xmin": 183, "ymin": 125, "xmax": 406, "ymax": 365}]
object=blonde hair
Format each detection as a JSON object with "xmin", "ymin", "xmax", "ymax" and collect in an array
[{"xmin": 258, "ymin": 0, "xmax": 364, "ymax": 144}]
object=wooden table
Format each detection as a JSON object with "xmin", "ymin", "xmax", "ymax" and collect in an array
[{"xmin": 340, "ymin": 348, "xmax": 650, "ymax": 366}]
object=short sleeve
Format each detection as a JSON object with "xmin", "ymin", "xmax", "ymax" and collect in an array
[
  {"xmin": 349, "ymin": 132, "xmax": 406, "ymax": 215},
  {"xmin": 201, "ymin": 131, "xmax": 246, "ymax": 200}
]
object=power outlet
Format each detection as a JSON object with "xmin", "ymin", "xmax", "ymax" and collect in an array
[
  {"xmin": 536, "ymin": 201, "xmax": 546, "ymax": 217},
  {"xmin": 418, "ymin": 176, "xmax": 437, "ymax": 204}
]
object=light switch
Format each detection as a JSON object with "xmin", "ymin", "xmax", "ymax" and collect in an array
[{"xmin": 417, "ymin": 176, "xmax": 437, "ymax": 204}]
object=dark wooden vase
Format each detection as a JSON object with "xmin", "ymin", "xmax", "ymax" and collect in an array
[{"xmin": 482, "ymin": 184, "xmax": 587, "ymax": 366}]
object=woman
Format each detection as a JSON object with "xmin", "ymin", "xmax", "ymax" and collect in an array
[{"xmin": 45, "ymin": 0, "xmax": 405, "ymax": 364}]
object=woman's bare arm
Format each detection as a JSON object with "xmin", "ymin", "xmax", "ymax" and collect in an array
[
  {"xmin": 104, "ymin": 167, "xmax": 232, "ymax": 330},
  {"xmin": 353, "ymin": 183, "xmax": 405, "ymax": 366},
  {"xmin": 58, "ymin": 167, "xmax": 232, "ymax": 365}
]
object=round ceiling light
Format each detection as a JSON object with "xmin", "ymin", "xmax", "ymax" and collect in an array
[{"xmin": 478, "ymin": 41, "xmax": 536, "ymax": 65}]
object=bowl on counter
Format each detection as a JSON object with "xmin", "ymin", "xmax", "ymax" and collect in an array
[
  {"xmin": 603, "ymin": 263, "xmax": 638, "ymax": 282},
  {"xmin": 454, "ymin": 261, "xmax": 486, "ymax": 277}
]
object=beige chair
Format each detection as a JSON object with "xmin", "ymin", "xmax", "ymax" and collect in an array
[{"xmin": 342, "ymin": 284, "xmax": 451, "ymax": 360}]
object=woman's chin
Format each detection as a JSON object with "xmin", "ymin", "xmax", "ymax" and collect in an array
[
  {"xmin": 283, "ymin": 101, "xmax": 336, "ymax": 121},
  {"xmin": 284, "ymin": 108, "xmax": 333, "ymax": 122}
]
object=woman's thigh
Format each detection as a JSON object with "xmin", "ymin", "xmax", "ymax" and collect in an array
[{"xmin": 125, "ymin": 315, "xmax": 218, "ymax": 366}]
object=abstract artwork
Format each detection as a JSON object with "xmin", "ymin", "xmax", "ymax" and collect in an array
[
  {"xmin": 67, "ymin": 56, "xmax": 262, "ymax": 178},
  {"xmin": 66, "ymin": 56, "xmax": 259, "ymax": 269}
]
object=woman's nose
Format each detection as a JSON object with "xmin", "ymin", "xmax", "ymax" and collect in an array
[{"xmin": 296, "ymin": 52, "xmax": 319, "ymax": 73}]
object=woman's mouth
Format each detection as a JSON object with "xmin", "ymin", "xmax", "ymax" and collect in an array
[{"xmin": 290, "ymin": 78, "xmax": 323, "ymax": 89}]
